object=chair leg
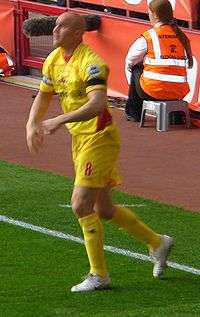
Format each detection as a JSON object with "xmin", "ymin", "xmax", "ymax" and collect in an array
[
  {"xmin": 156, "ymin": 103, "xmax": 168, "ymax": 132},
  {"xmin": 140, "ymin": 109, "xmax": 146, "ymax": 127},
  {"xmin": 185, "ymin": 109, "xmax": 191, "ymax": 128}
]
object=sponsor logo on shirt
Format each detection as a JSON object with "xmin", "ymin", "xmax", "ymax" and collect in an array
[
  {"xmin": 42, "ymin": 76, "xmax": 52, "ymax": 86},
  {"xmin": 58, "ymin": 77, "xmax": 67, "ymax": 85},
  {"xmin": 88, "ymin": 65, "xmax": 101, "ymax": 76}
]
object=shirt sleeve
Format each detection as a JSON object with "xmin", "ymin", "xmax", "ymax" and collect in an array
[
  {"xmin": 125, "ymin": 37, "xmax": 147, "ymax": 73},
  {"xmin": 39, "ymin": 58, "xmax": 54, "ymax": 93},
  {"xmin": 82, "ymin": 63, "xmax": 109, "ymax": 94}
]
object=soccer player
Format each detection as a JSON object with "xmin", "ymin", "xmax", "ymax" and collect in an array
[{"xmin": 26, "ymin": 12, "xmax": 173, "ymax": 293}]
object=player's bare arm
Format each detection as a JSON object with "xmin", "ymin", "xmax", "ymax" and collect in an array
[
  {"xmin": 42, "ymin": 89, "xmax": 107, "ymax": 135},
  {"xmin": 26, "ymin": 90, "xmax": 53, "ymax": 153}
]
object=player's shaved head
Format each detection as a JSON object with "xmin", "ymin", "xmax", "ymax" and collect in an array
[
  {"xmin": 57, "ymin": 12, "xmax": 86, "ymax": 33},
  {"xmin": 53, "ymin": 12, "xmax": 86, "ymax": 50}
]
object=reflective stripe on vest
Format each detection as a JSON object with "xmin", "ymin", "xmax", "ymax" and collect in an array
[
  {"xmin": 144, "ymin": 56, "xmax": 186, "ymax": 67},
  {"xmin": 6, "ymin": 55, "xmax": 14, "ymax": 66},
  {"xmin": 148, "ymin": 28, "xmax": 161, "ymax": 58},
  {"xmin": 143, "ymin": 70, "xmax": 187, "ymax": 83}
]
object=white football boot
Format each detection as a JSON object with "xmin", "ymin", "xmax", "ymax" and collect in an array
[
  {"xmin": 71, "ymin": 273, "xmax": 111, "ymax": 293},
  {"xmin": 150, "ymin": 235, "xmax": 173, "ymax": 278}
]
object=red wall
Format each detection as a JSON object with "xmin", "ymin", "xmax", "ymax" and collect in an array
[{"xmin": 0, "ymin": 0, "xmax": 15, "ymax": 57}]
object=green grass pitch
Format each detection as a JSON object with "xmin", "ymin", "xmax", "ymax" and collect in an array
[{"xmin": 0, "ymin": 160, "xmax": 200, "ymax": 317}]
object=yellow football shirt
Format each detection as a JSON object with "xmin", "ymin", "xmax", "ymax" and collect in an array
[{"xmin": 40, "ymin": 42, "xmax": 112, "ymax": 136}]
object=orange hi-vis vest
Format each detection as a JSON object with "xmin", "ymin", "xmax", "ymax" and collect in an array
[
  {"xmin": 0, "ymin": 47, "xmax": 14, "ymax": 76},
  {"xmin": 140, "ymin": 25, "xmax": 190, "ymax": 100}
]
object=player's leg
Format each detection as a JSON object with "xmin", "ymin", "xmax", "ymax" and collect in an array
[
  {"xmin": 70, "ymin": 186, "xmax": 110, "ymax": 292},
  {"xmin": 94, "ymin": 187, "xmax": 160, "ymax": 248},
  {"xmin": 94, "ymin": 187, "xmax": 173, "ymax": 278}
]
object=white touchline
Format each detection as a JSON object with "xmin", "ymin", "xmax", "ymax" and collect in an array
[
  {"xmin": 59, "ymin": 203, "xmax": 146, "ymax": 208},
  {"xmin": 1, "ymin": 214, "xmax": 200, "ymax": 276}
]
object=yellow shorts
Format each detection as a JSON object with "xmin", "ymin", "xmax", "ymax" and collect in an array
[{"xmin": 72, "ymin": 124, "xmax": 121, "ymax": 188}]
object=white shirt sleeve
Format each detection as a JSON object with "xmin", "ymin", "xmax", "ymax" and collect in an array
[
  {"xmin": 125, "ymin": 36, "xmax": 147, "ymax": 73},
  {"xmin": 6, "ymin": 55, "xmax": 14, "ymax": 66}
]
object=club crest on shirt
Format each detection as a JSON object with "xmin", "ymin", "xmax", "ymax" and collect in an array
[
  {"xmin": 88, "ymin": 65, "xmax": 101, "ymax": 76},
  {"xmin": 42, "ymin": 76, "xmax": 52, "ymax": 86}
]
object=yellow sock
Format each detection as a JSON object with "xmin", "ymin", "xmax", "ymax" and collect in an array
[
  {"xmin": 111, "ymin": 206, "xmax": 161, "ymax": 250},
  {"xmin": 79, "ymin": 213, "xmax": 107, "ymax": 278}
]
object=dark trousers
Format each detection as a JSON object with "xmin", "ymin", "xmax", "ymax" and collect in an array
[
  {"xmin": 125, "ymin": 63, "xmax": 185, "ymax": 124},
  {"xmin": 125, "ymin": 63, "xmax": 158, "ymax": 120}
]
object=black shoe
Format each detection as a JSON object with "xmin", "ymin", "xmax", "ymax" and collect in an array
[{"xmin": 126, "ymin": 114, "xmax": 141, "ymax": 122}]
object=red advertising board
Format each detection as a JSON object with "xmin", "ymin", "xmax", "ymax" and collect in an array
[
  {"xmin": 75, "ymin": 0, "xmax": 199, "ymax": 23},
  {"xmin": 0, "ymin": 0, "xmax": 15, "ymax": 57}
]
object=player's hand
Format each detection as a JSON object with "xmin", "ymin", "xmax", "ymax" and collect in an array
[
  {"xmin": 26, "ymin": 122, "xmax": 44, "ymax": 154},
  {"xmin": 42, "ymin": 117, "xmax": 62, "ymax": 135}
]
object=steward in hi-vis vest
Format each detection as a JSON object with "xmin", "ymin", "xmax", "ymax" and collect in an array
[
  {"xmin": 0, "ymin": 47, "xmax": 14, "ymax": 76},
  {"xmin": 140, "ymin": 25, "xmax": 189, "ymax": 100}
]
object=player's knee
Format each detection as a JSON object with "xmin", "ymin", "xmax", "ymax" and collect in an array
[
  {"xmin": 71, "ymin": 195, "xmax": 93, "ymax": 217},
  {"xmin": 71, "ymin": 197, "xmax": 83, "ymax": 215}
]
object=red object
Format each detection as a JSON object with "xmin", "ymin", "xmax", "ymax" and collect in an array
[
  {"xmin": 0, "ymin": 0, "xmax": 15, "ymax": 57},
  {"xmin": 188, "ymin": 102, "xmax": 200, "ymax": 111},
  {"xmin": 188, "ymin": 102, "xmax": 200, "ymax": 127},
  {"xmin": 0, "ymin": 49, "xmax": 15, "ymax": 76}
]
